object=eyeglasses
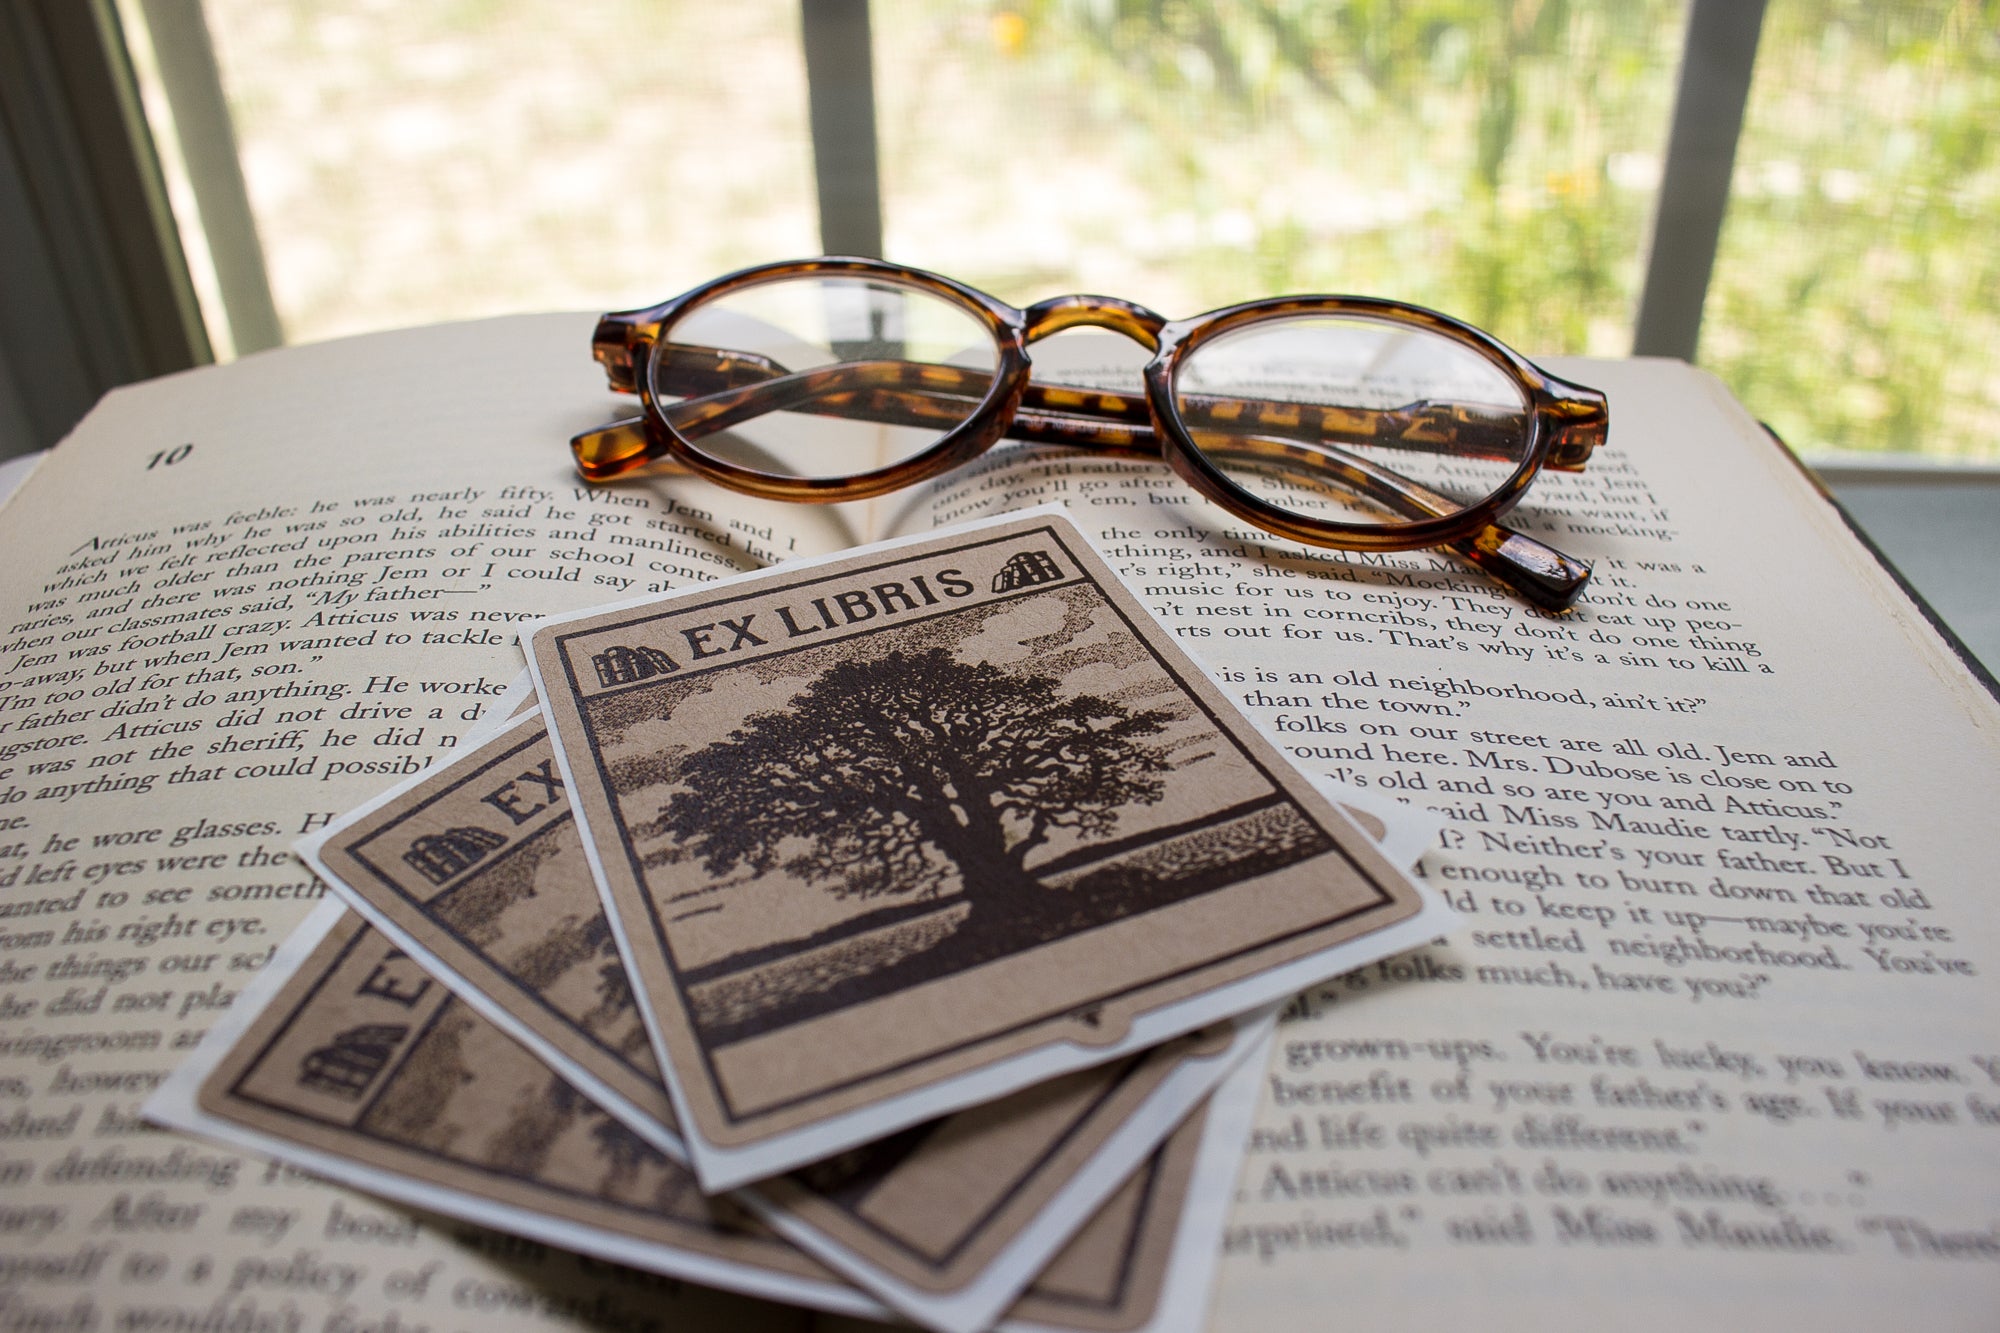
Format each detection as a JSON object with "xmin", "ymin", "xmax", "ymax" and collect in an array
[{"xmin": 573, "ymin": 257, "xmax": 1608, "ymax": 610}]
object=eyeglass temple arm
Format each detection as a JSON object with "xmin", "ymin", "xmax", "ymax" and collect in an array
[
  {"xmin": 570, "ymin": 399, "xmax": 1588, "ymax": 611},
  {"xmin": 1185, "ymin": 430, "xmax": 1592, "ymax": 613}
]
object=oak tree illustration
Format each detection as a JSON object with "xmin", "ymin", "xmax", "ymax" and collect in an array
[{"xmin": 656, "ymin": 647, "xmax": 1178, "ymax": 922}]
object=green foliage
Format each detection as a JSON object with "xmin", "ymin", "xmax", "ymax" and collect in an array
[
  {"xmin": 880, "ymin": 0, "xmax": 1996, "ymax": 457},
  {"xmin": 885, "ymin": 0, "xmax": 1682, "ymax": 352},
  {"xmin": 1703, "ymin": 0, "xmax": 2000, "ymax": 456},
  {"xmin": 204, "ymin": 1, "xmax": 1995, "ymax": 457}
]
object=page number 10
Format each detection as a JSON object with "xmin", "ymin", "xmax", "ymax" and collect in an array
[{"xmin": 147, "ymin": 444, "xmax": 193, "ymax": 469}]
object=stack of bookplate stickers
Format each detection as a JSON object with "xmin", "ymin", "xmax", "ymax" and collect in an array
[{"xmin": 151, "ymin": 508, "xmax": 1450, "ymax": 1333}]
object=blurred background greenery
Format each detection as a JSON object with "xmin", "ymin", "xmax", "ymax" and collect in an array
[{"xmin": 154, "ymin": 0, "xmax": 1997, "ymax": 460}]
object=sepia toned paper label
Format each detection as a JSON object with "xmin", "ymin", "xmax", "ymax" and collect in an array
[
  {"xmin": 178, "ymin": 899, "xmax": 1228, "ymax": 1332},
  {"xmin": 195, "ymin": 910, "xmax": 840, "ymax": 1290},
  {"xmin": 529, "ymin": 510, "xmax": 1423, "ymax": 1183},
  {"xmin": 305, "ymin": 709, "xmax": 1238, "ymax": 1312}
]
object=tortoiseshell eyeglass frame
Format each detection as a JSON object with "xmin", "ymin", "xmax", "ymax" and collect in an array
[{"xmin": 572, "ymin": 257, "xmax": 1609, "ymax": 611}]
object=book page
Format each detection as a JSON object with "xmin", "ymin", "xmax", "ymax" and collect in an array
[
  {"xmin": 0, "ymin": 316, "xmax": 828, "ymax": 1331},
  {"xmin": 883, "ymin": 358, "xmax": 2000, "ymax": 1329},
  {"xmin": 2, "ymin": 316, "xmax": 1994, "ymax": 1329}
]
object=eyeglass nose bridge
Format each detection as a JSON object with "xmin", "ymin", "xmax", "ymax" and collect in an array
[{"xmin": 1020, "ymin": 295, "xmax": 1168, "ymax": 353}]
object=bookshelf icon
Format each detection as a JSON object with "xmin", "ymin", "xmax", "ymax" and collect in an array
[
  {"xmin": 403, "ymin": 827, "xmax": 508, "ymax": 885},
  {"xmin": 992, "ymin": 550, "xmax": 1062, "ymax": 592},
  {"xmin": 593, "ymin": 644, "xmax": 680, "ymax": 687},
  {"xmin": 299, "ymin": 1023, "xmax": 410, "ymax": 1099}
]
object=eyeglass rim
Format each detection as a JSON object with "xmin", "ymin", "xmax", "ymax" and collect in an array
[
  {"xmin": 604, "ymin": 259, "xmax": 1031, "ymax": 503},
  {"xmin": 1146, "ymin": 295, "xmax": 1574, "ymax": 552},
  {"xmin": 595, "ymin": 256, "xmax": 1603, "ymax": 544}
]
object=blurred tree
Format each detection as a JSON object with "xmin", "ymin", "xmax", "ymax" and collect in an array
[
  {"xmin": 883, "ymin": 0, "xmax": 1683, "ymax": 353},
  {"xmin": 1704, "ymin": 0, "xmax": 2000, "ymax": 456}
]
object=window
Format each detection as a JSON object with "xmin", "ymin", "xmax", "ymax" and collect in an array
[
  {"xmin": 1703, "ymin": 1, "xmax": 2000, "ymax": 459},
  {"xmin": 88, "ymin": 1, "xmax": 2000, "ymax": 462}
]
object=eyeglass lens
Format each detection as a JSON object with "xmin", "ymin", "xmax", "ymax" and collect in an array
[
  {"xmin": 654, "ymin": 275, "xmax": 1000, "ymax": 480},
  {"xmin": 1171, "ymin": 316, "xmax": 1533, "ymax": 528}
]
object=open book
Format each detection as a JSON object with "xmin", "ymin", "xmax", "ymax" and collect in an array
[{"xmin": 0, "ymin": 314, "xmax": 1994, "ymax": 1329}]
